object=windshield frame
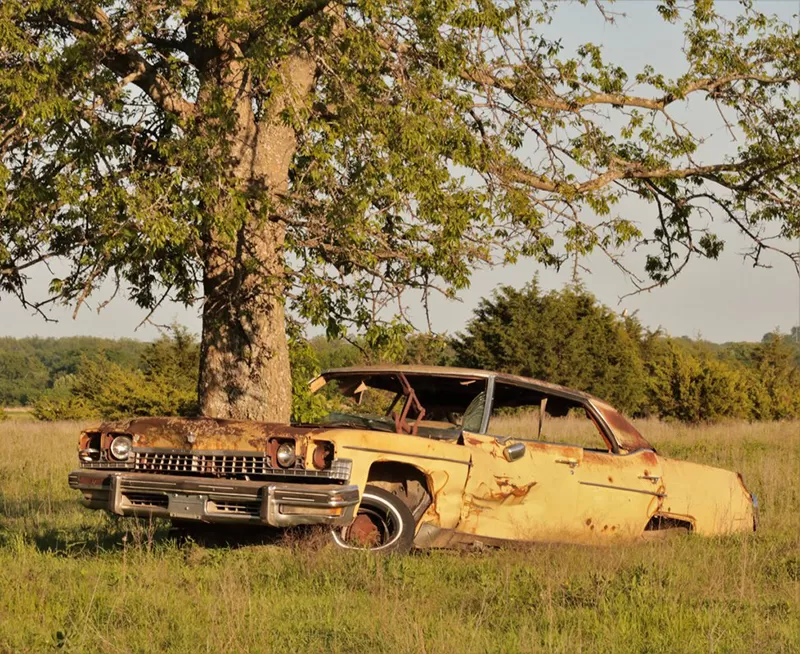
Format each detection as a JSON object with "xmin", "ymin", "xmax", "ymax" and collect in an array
[
  {"xmin": 308, "ymin": 367, "xmax": 654, "ymax": 453},
  {"xmin": 309, "ymin": 369, "xmax": 489, "ymax": 435}
]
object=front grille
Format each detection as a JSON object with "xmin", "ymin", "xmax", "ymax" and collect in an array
[
  {"xmin": 134, "ymin": 451, "xmax": 272, "ymax": 477},
  {"xmin": 80, "ymin": 460, "xmax": 134, "ymax": 470},
  {"xmin": 125, "ymin": 450, "xmax": 353, "ymax": 482}
]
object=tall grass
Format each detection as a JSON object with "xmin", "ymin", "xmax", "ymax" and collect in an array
[{"xmin": 0, "ymin": 420, "xmax": 798, "ymax": 653}]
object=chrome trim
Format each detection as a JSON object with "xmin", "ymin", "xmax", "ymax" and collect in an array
[
  {"xmin": 579, "ymin": 481, "xmax": 666, "ymax": 498},
  {"xmin": 80, "ymin": 460, "xmax": 135, "ymax": 470},
  {"xmin": 503, "ymin": 442, "xmax": 526, "ymax": 462},
  {"xmin": 133, "ymin": 450, "xmax": 278, "ymax": 477},
  {"xmin": 341, "ymin": 445, "xmax": 471, "ymax": 467},
  {"xmin": 263, "ymin": 485, "xmax": 361, "ymax": 527},
  {"xmin": 555, "ymin": 457, "xmax": 579, "ymax": 467},
  {"xmin": 69, "ymin": 470, "xmax": 359, "ymax": 527},
  {"xmin": 109, "ymin": 473, "xmax": 123, "ymax": 515},
  {"xmin": 80, "ymin": 451, "xmax": 352, "ymax": 481}
]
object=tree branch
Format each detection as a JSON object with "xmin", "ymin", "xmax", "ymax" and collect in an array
[
  {"xmin": 45, "ymin": 5, "xmax": 196, "ymax": 120},
  {"xmin": 288, "ymin": 0, "xmax": 334, "ymax": 28}
]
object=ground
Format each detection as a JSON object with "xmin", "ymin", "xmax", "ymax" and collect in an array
[{"xmin": 0, "ymin": 419, "xmax": 798, "ymax": 653}]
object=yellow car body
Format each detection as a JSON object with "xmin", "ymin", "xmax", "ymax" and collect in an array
[{"xmin": 69, "ymin": 365, "xmax": 756, "ymax": 549}]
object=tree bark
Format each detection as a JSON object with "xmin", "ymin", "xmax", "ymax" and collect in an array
[{"xmin": 197, "ymin": 46, "xmax": 315, "ymax": 422}]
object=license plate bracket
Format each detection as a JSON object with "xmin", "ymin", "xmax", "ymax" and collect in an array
[{"xmin": 168, "ymin": 493, "xmax": 207, "ymax": 520}]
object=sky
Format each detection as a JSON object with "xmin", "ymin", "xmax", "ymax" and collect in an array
[{"xmin": 1, "ymin": 0, "xmax": 798, "ymax": 344}]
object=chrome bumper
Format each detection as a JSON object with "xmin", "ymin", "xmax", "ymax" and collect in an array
[{"xmin": 68, "ymin": 470, "xmax": 360, "ymax": 527}]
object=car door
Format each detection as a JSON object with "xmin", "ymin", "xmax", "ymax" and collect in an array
[
  {"xmin": 455, "ymin": 431, "xmax": 587, "ymax": 544},
  {"xmin": 573, "ymin": 448, "xmax": 665, "ymax": 539}
]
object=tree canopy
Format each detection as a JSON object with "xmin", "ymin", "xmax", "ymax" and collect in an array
[{"xmin": 2, "ymin": 0, "xmax": 799, "ymax": 419}]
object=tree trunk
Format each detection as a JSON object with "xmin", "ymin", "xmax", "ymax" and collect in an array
[{"xmin": 197, "ymin": 48, "xmax": 315, "ymax": 422}]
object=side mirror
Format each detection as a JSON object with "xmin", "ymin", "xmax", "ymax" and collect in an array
[{"xmin": 503, "ymin": 442, "xmax": 526, "ymax": 462}]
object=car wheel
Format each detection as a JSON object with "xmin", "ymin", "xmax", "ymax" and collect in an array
[{"xmin": 331, "ymin": 485, "xmax": 415, "ymax": 553}]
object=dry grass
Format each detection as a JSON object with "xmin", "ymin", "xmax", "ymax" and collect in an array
[
  {"xmin": 0, "ymin": 407, "xmax": 36, "ymax": 422},
  {"xmin": 0, "ymin": 419, "xmax": 799, "ymax": 653}
]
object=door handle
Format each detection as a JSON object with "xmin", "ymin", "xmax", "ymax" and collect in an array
[
  {"xmin": 555, "ymin": 457, "xmax": 579, "ymax": 467},
  {"xmin": 639, "ymin": 475, "xmax": 661, "ymax": 483}
]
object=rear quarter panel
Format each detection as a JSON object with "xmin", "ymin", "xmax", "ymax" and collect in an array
[{"xmin": 659, "ymin": 457, "xmax": 755, "ymax": 535}]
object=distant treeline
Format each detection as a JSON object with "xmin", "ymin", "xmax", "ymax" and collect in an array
[
  {"xmin": 0, "ymin": 336, "xmax": 147, "ymax": 407},
  {"xmin": 2, "ymin": 282, "xmax": 799, "ymax": 424}
]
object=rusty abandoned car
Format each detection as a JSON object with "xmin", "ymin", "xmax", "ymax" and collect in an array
[{"xmin": 69, "ymin": 365, "xmax": 757, "ymax": 552}]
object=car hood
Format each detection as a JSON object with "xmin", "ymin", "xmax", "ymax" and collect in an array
[{"xmin": 95, "ymin": 416, "xmax": 328, "ymax": 452}]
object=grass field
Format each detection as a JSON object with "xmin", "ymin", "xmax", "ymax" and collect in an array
[
  {"xmin": 1, "ymin": 407, "xmax": 36, "ymax": 422},
  {"xmin": 0, "ymin": 419, "xmax": 798, "ymax": 653}
]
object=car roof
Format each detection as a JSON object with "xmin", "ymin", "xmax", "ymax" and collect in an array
[{"xmin": 319, "ymin": 364, "xmax": 598, "ymax": 403}]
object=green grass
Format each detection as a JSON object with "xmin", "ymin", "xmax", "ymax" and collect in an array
[{"xmin": 0, "ymin": 420, "xmax": 799, "ymax": 653}]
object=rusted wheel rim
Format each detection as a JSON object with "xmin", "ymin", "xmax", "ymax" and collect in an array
[
  {"xmin": 338, "ymin": 504, "xmax": 397, "ymax": 549},
  {"xmin": 348, "ymin": 514, "xmax": 380, "ymax": 546}
]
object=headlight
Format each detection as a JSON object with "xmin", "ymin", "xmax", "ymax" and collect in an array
[
  {"xmin": 109, "ymin": 435, "xmax": 133, "ymax": 461},
  {"xmin": 275, "ymin": 442, "xmax": 296, "ymax": 468}
]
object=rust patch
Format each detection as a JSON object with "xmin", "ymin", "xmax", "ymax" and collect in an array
[
  {"xmin": 640, "ymin": 451, "xmax": 659, "ymax": 465},
  {"xmin": 494, "ymin": 476, "xmax": 538, "ymax": 499},
  {"xmin": 608, "ymin": 476, "xmax": 613, "ymax": 483},
  {"xmin": 468, "ymin": 477, "xmax": 539, "ymax": 505},
  {"xmin": 582, "ymin": 450, "xmax": 613, "ymax": 464},
  {"xmin": 312, "ymin": 442, "xmax": 333, "ymax": 469},
  {"xmin": 95, "ymin": 417, "xmax": 326, "ymax": 454}
]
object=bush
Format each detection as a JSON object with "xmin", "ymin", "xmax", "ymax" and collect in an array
[
  {"xmin": 32, "ymin": 397, "xmax": 98, "ymax": 422},
  {"xmin": 644, "ymin": 340, "xmax": 753, "ymax": 422},
  {"xmin": 289, "ymin": 336, "xmax": 333, "ymax": 424},
  {"xmin": 748, "ymin": 334, "xmax": 800, "ymax": 420}
]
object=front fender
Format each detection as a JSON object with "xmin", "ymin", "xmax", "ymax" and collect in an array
[{"xmin": 326, "ymin": 429, "xmax": 472, "ymax": 530}]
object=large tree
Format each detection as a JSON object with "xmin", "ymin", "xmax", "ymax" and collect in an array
[{"xmin": 1, "ymin": 0, "xmax": 798, "ymax": 421}]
